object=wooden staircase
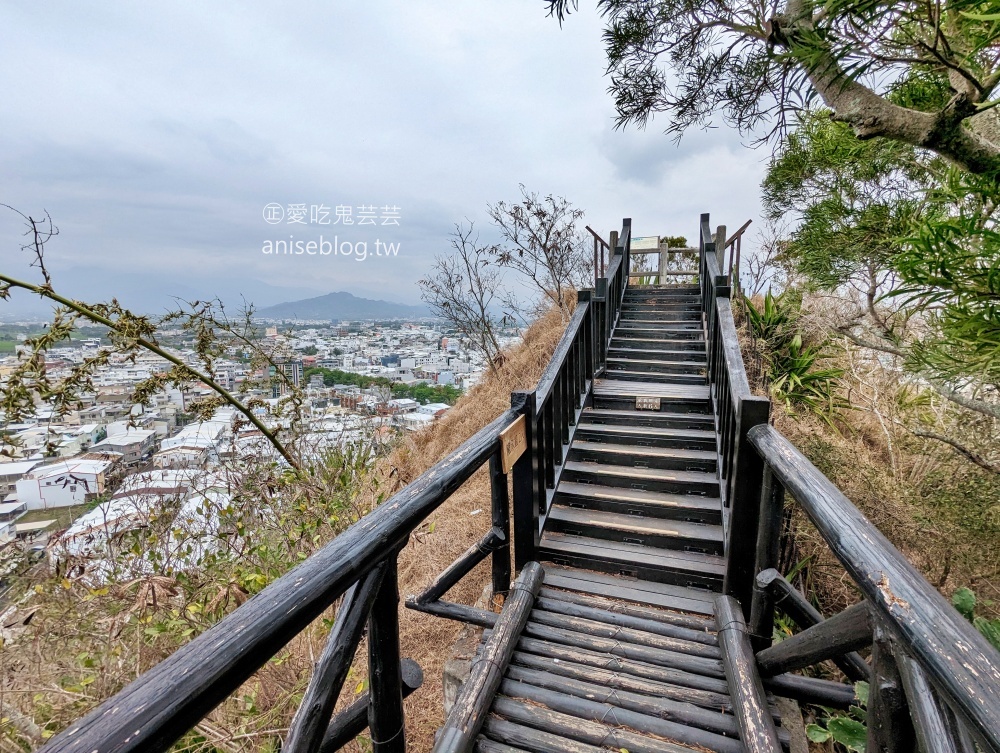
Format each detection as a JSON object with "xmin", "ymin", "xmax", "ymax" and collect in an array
[{"xmin": 538, "ymin": 284, "xmax": 727, "ymax": 601}]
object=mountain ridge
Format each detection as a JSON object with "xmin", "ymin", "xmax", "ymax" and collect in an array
[{"xmin": 255, "ymin": 290, "xmax": 430, "ymax": 321}]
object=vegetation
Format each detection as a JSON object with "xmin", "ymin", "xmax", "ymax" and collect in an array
[{"xmin": 304, "ymin": 366, "xmax": 463, "ymax": 405}]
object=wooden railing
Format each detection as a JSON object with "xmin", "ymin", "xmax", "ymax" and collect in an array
[
  {"xmin": 698, "ymin": 213, "xmax": 771, "ymax": 610},
  {"xmin": 700, "ymin": 212, "xmax": 1000, "ymax": 753},
  {"xmin": 510, "ymin": 219, "xmax": 631, "ymax": 568}
]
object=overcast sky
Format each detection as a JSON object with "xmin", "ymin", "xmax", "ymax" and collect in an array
[{"xmin": 0, "ymin": 1, "xmax": 769, "ymax": 315}]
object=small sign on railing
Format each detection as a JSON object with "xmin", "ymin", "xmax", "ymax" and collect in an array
[
  {"xmin": 636, "ymin": 396, "xmax": 661, "ymax": 411},
  {"xmin": 499, "ymin": 415, "xmax": 527, "ymax": 473}
]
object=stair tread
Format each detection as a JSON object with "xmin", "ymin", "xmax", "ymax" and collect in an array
[
  {"xmin": 540, "ymin": 532, "xmax": 726, "ymax": 575},
  {"xmin": 557, "ymin": 481, "xmax": 721, "ymax": 512},
  {"xmin": 593, "ymin": 380, "xmax": 710, "ymax": 400},
  {"xmin": 600, "ymin": 370, "xmax": 706, "ymax": 384},
  {"xmin": 549, "ymin": 505, "xmax": 724, "ymax": 543},
  {"xmin": 542, "ymin": 565, "xmax": 716, "ymax": 615},
  {"xmin": 606, "ymin": 349, "xmax": 708, "ymax": 363},
  {"xmin": 577, "ymin": 423, "xmax": 715, "ymax": 440},
  {"xmin": 564, "ymin": 460, "xmax": 718, "ymax": 486},
  {"xmin": 607, "ymin": 355, "xmax": 706, "ymax": 366},
  {"xmin": 581, "ymin": 408, "xmax": 713, "ymax": 423},
  {"xmin": 571, "ymin": 441, "xmax": 716, "ymax": 462}
]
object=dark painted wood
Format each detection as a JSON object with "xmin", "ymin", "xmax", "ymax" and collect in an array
[
  {"xmin": 435, "ymin": 563, "xmax": 544, "ymax": 753},
  {"xmin": 714, "ymin": 595, "xmax": 783, "ymax": 753},
  {"xmin": 317, "ymin": 660, "xmax": 423, "ymax": 753},
  {"xmin": 866, "ymin": 627, "xmax": 915, "ymax": 753},
  {"xmin": 405, "ymin": 597, "xmax": 498, "ymax": 628},
  {"xmin": 755, "ymin": 569, "xmax": 871, "ymax": 681},
  {"xmin": 368, "ymin": 559, "xmax": 404, "ymax": 753},
  {"xmin": 540, "ymin": 565, "xmax": 715, "ymax": 616},
  {"xmin": 412, "ymin": 526, "xmax": 506, "ymax": 605},
  {"xmin": 481, "ymin": 717, "xmax": 603, "ymax": 753},
  {"xmin": 490, "ymin": 696, "xmax": 692, "ymax": 753},
  {"xmin": 284, "ymin": 565, "xmax": 387, "ymax": 753},
  {"xmin": 536, "ymin": 584, "xmax": 714, "ymax": 630},
  {"xmin": 748, "ymin": 467, "xmax": 785, "ymax": 652},
  {"xmin": 473, "ymin": 737, "xmax": 532, "ymax": 753},
  {"xmin": 499, "ymin": 677, "xmax": 745, "ymax": 753},
  {"xmin": 749, "ymin": 423, "xmax": 1000, "ymax": 751},
  {"xmin": 40, "ymin": 408, "xmax": 520, "ymax": 753},
  {"xmin": 763, "ymin": 672, "xmax": 858, "ymax": 709},
  {"xmin": 510, "ymin": 391, "xmax": 538, "ymax": 570},
  {"xmin": 756, "ymin": 601, "xmax": 873, "ymax": 677},
  {"xmin": 897, "ymin": 652, "xmax": 967, "ymax": 753},
  {"xmin": 490, "ymin": 453, "xmax": 512, "ymax": 600}
]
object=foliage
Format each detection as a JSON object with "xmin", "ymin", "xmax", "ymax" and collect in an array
[
  {"xmin": 743, "ymin": 291, "xmax": 843, "ymax": 420},
  {"xmin": 304, "ymin": 366, "xmax": 463, "ymax": 405},
  {"xmin": 546, "ymin": 0, "xmax": 1000, "ymax": 174},
  {"xmin": 952, "ymin": 586, "xmax": 1000, "ymax": 651},
  {"xmin": 805, "ymin": 682, "xmax": 869, "ymax": 752}
]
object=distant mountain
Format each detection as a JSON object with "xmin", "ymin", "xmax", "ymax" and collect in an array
[{"xmin": 255, "ymin": 291, "xmax": 430, "ymax": 321}]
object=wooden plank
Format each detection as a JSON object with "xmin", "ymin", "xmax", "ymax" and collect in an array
[
  {"xmin": 561, "ymin": 461, "xmax": 719, "ymax": 490},
  {"xmin": 490, "ymin": 696, "xmax": 698, "ymax": 753},
  {"xmin": 435, "ymin": 563, "xmax": 544, "ymax": 753},
  {"xmin": 509, "ymin": 650, "xmax": 735, "ymax": 711},
  {"xmin": 897, "ymin": 652, "xmax": 968, "ymax": 753},
  {"xmin": 536, "ymin": 585, "xmax": 714, "ymax": 630},
  {"xmin": 555, "ymin": 481, "xmax": 721, "ymax": 516},
  {"xmin": 715, "ymin": 595, "xmax": 783, "ymax": 753},
  {"xmin": 499, "ymin": 678, "xmax": 745, "ymax": 753},
  {"xmin": 473, "ymin": 736, "xmax": 533, "ymax": 753},
  {"xmin": 541, "ymin": 566, "xmax": 716, "ymax": 616},
  {"xmin": 574, "ymin": 424, "xmax": 716, "ymax": 441},
  {"xmin": 866, "ymin": 627, "xmax": 915, "ymax": 753},
  {"xmin": 570, "ymin": 441, "xmax": 717, "ymax": 463},
  {"xmin": 499, "ymin": 416, "xmax": 527, "ymax": 474},
  {"xmin": 532, "ymin": 595, "xmax": 718, "ymax": 645},
  {"xmin": 540, "ymin": 532, "xmax": 726, "ymax": 577},
  {"xmin": 526, "ymin": 608, "xmax": 721, "ymax": 659},
  {"xmin": 368, "ymin": 561, "xmax": 404, "ymax": 753},
  {"xmin": 593, "ymin": 380, "xmax": 710, "ymax": 400},
  {"xmin": 482, "ymin": 717, "xmax": 604, "ymax": 753},
  {"xmin": 505, "ymin": 664, "xmax": 745, "ymax": 738},
  {"xmin": 512, "ymin": 635, "xmax": 730, "ymax": 694},
  {"xmin": 546, "ymin": 506, "xmax": 723, "ymax": 547},
  {"xmin": 756, "ymin": 601, "xmax": 873, "ymax": 677}
]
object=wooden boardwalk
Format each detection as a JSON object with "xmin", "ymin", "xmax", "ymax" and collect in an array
[{"xmin": 441, "ymin": 285, "xmax": 791, "ymax": 753}]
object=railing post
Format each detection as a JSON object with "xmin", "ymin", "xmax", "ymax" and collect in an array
[
  {"xmin": 510, "ymin": 390, "xmax": 539, "ymax": 570},
  {"xmin": 867, "ymin": 626, "xmax": 916, "ymax": 753},
  {"xmin": 723, "ymin": 395, "xmax": 771, "ymax": 618},
  {"xmin": 715, "ymin": 224, "xmax": 727, "ymax": 275},
  {"xmin": 489, "ymin": 452, "xmax": 511, "ymax": 601},
  {"xmin": 748, "ymin": 465, "xmax": 784, "ymax": 651},
  {"xmin": 368, "ymin": 555, "xmax": 405, "ymax": 753},
  {"xmin": 579, "ymin": 290, "xmax": 596, "ymax": 384},
  {"xmin": 594, "ymin": 277, "xmax": 608, "ymax": 371}
]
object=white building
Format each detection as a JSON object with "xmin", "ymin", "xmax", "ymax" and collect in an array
[{"xmin": 15, "ymin": 455, "xmax": 120, "ymax": 510}]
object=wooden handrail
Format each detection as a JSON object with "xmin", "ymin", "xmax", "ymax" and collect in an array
[{"xmin": 749, "ymin": 424, "xmax": 1000, "ymax": 751}]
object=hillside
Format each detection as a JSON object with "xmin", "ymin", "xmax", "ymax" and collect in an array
[{"xmin": 255, "ymin": 291, "xmax": 430, "ymax": 321}]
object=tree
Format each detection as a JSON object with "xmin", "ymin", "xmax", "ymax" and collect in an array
[
  {"xmin": 418, "ymin": 222, "xmax": 511, "ymax": 372},
  {"xmin": 547, "ymin": 0, "xmax": 1000, "ymax": 174},
  {"xmin": 488, "ymin": 185, "xmax": 591, "ymax": 318}
]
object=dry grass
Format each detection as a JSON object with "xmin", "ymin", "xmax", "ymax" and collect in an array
[{"xmin": 367, "ymin": 305, "xmax": 568, "ymax": 751}]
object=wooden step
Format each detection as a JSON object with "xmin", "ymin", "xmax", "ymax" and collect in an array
[
  {"xmin": 547, "ymin": 504, "xmax": 724, "ymax": 555},
  {"xmin": 606, "ymin": 356, "xmax": 706, "ymax": 375},
  {"xmin": 579, "ymin": 408, "xmax": 714, "ymax": 430},
  {"xmin": 574, "ymin": 422, "xmax": 716, "ymax": 451},
  {"xmin": 620, "ymin": 310, "xmax": 701, "ymax": 321},
  {"xmin": 539, "ymin": 532, "xmax": 725, "ymax": 589},
  {"xmin": 568, "ymin": 441, "xmax": 717, "ymax": 473},
  {"xmin": 613, "ymin": 325, "xmax": 704, "ymax": 339},
  {"xmin": 601, "ymin": 369, "xmax": 707, "ymax": 385},
  {"xmin": 555, "ymin": 481, "xmax": 722, "ymax": 523},
  {"xmin": 541, "ymin": 565, "xmax": 716, "ymax": 615},
  {"xmin": 605, "ymin": 346, "xmax": 707, "ymax": 363},
  {"xmin": 610, "ymin": 336, "xmax": 706, "ymax": 351},
  {"xmin": 561, "ymin": 460, "xmax": 720, "ymax": 496}
]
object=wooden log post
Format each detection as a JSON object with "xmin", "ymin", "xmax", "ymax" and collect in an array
[
  {"xmin": 714, "ymin": 595, "xmax": 783, "ymax": 753},
  {"xmin": 510, "ymin": 391, "xmax": 539, "ymax": 570},
  {"xmin": 285, "ymin": 565, "xmax": 388, "ymax": 753},
  {"xmin": 433, "ymin": 562, "xmax": 545, "ymax": 753},
  {"xmin": 756, "ymin": 601, "xmax": 873, "ymax": 678},
  {"xmin": 658, "ymin": 240, "xmax": 668, "ymax": 285},
  {"xmin": 715, "ymin": 224, "xmax": 727, "ymax": 278},
  {"xmin": 754, "ymin": 569, "xmax": 870, "ymax": 681},
  {"xmin": 723, "ymin": 395, "xmax": 771, "ymax": 616},
  {"xmin": 368, "ymin": 557, "xmax": 405, "ymax": 753},
  {"xmin": 489, "ymin": 453, "xmax": 512, "ymax": 601},
  {"xmin": 896, "ymin": 652, "xmax": 970, "ymax": 753},
  {"xmin": 867, "ymin": 626, "xmax": 915, "ymax": 753},
  {"xmin": 748, "ymin": 468, "xmax": 785, "ymax": 651}
]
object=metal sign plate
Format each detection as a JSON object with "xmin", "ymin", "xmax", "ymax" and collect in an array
[
  {"xmin": 499, "ymin": 415, "xmax": 527, "ymax": 473},
  {"xmin": 636, "ymin": 396, "xmax": 661, "ymax": 411}
]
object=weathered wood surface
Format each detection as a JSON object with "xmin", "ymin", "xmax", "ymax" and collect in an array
[
  {"xmin": 749, "ymin": 423, "xmax": 1000, "ymax": 751},
  {"xmin": 368, "ymin": 560, "xmax": 405, "ymax": 753},
  {"xmin": 40, "ymin": 408, "xmax": 520, "ymax": 753},
  {"xmin": 284, "ymin": 565, "xmax": 386, "ymax": 753},
  {"xmin": 896, "ymin": 652, "xmax": 968, "ymax": 753},
  {"xmin": 715, "ymin": 595, "xmax": 783, "ymax": 753},
  {"xmin": 755, "ymin": 601, "xmax": 873, "ymax": 677},
  {"xmin": 866, "ymin": 627, "xmax": 915, "ymax": 753},
  {"xmin": 755, "ymin": 568, "xmax": 871, "ymax": 681},
  {"xmin": 434, "ymin": 563, "xmax": 544, "ymax": 753}
]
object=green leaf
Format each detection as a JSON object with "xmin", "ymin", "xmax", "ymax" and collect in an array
[
  {"xmin": 806, "ymin": 724, "xmax": 832, "ymax": 742},
  {"xmin": 853, "ymin": 680, "xmax": 870, "ymax": 707},
  {"xmin": 828, "ymin": 716, "xmax": 867, "ymax": 752},
  {"xmin": 973, "ymin": 616, "xmax": 1000, "ymax": 652},
  {"xmin": 953, "ymin": 587, "xmax": 976, "ymax": 620}
]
